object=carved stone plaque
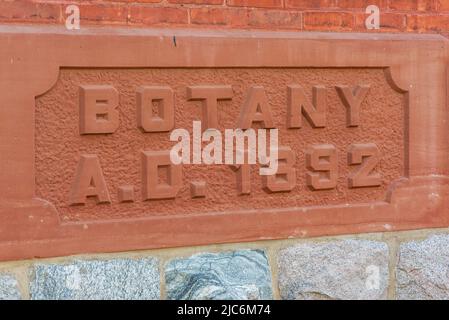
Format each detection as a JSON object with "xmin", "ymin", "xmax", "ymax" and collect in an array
[{"xmin": 0, "ymin": 26, "xmax": 448, "ymax": 261}]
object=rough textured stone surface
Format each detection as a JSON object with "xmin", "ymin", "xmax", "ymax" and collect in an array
[
  {"xmin": 165, "ymin": 249, "xmax": 273, "ymax": 300},
  {"xmin": 36, "ymin": 68, "xmax": 403, "ymax": 222},
  {"xmin": 397, "ymin": 235, "xmax": 449, "ymax": 300},
  {"xmin": 278, "ymin": 239, "xmax": 389, "ymax": 300},
  {"xmin": 30, "ymin": 258, "xmax": 160, "ymax": 300},
  {"xmin": 0, "ymin": 274, "xmax": 21, "ymax": 300}
]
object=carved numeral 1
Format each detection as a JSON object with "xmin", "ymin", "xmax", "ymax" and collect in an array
[{"xmin": 230, "ymin": 150, "xmax": 252, "ymax": 195}]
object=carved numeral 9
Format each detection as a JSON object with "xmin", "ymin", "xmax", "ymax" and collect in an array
[{"xmin": 306, "ymin": 144, "xmax": 338, "ymax": 190}]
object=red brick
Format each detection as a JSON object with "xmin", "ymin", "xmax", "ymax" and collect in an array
[
  {"xmin": 337, "ymin": 0, "xmax": 388, "ymax": 9},
  {"xmin": 190, "ymin": 7, "xmax": 249, "ymax": 27},
  {"xmin": 103, "ymin": 0, "xmax": 163, "ymax": 3},
  {"xmin": 248, "ymin": 9, "xmax": 302, "ymax": 29},
  {"xmin": 168, "ymin": 0, "xmax": 223, "ymax": 4},
  {"xmin": 129, "ymin": 6, "xmax": 189, "ymax": 25},
  {"xmin": 354, "ymin": 12, "xmax": 406, "ymax": 32},
  {"xmin": 227, "ymin": 0, "xmax": 283, "ymax": 9},
  {"xmin": 303, "ymin": 11, "xmax": 354, "ymax": 31},
  {"xmin": 190, "ymin": 8, "xmax": 302, "ymax": 30},
  {"xmin": 0, "ymin": 0, "xmax": 61, "ymax": 23},
  {"xmin": 407, "ymin": 14, "xmax": 449, "ymax": 32},
  {"xmin": 436, "ymin": 0, "xmax": 449, "ymax": 11},
  {"xmin": 285, "ymin": 0, "xmax": 337, "ymax": 9},
  {"xmin": 389, "ymin": 0, "xmax": 437, "ymax": 11},
  {"xmin": 78, "ymin": 4, "xmax": 127, "ymax": 24}
]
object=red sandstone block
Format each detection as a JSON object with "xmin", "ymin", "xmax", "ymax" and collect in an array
[
  {"xmin": 227, "ymin": 0, "xmax": 283, "ymax": 8},
  {"xmin": 285, "ymin": 0, "xmax": 337, "ymax": 9},
  {"xmin": 129, "ymin": 6, "xmax": 189, "ymax": 25},
  {"xmin": 389, "ymin": 0, "xmax": 437, "ymax": 11},
  {"xmin": 190, "ymin": 7, "xmax": 249, "ymax": 27},
  {"xmin": 168, "ymin": 0, "xmax": 223, "ymax": 4},
  {"xmin": 1, "ymin": 27, "xmax": 448, "ymax": 262},
  {"xmin": 354, "ymin": 12, "xmax": 406, "ymax": 32},
  {"xmin": 248, "ymin": 9, "xmax": 302, "ymax": 29},
  {"xmin": 407, "ymin": 14, "xmax": 449, "ymax": 32},
  {"xmin": 303, "ymin": 11, "xmax": 354, "ymax": 31},
  {"xmin": 0, "ymin": 0, "xmax": 61, "ymax": 23}
]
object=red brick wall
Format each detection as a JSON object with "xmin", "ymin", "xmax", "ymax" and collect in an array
[{"xmin": 0, "ymin": 0, "xmax": 448, "ymax": 34}]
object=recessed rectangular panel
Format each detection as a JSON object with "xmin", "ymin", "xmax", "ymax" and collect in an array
[{"xmin": 36, "ymin": 68, "xmax": 404, "ymax": 221}]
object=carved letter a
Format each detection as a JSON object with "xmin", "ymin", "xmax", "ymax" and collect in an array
[{"xmin": 69, "ymin": 154, "xmax": 111, "ymax": 205}]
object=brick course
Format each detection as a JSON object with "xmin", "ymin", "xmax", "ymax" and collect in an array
[{"xmin": 0, "ymin": 0, "xmax": 447, "ymax": 35}]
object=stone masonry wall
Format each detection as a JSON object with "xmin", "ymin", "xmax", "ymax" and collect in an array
[
  {"xmin": 1, "ymin": 228, "xmax": 449, "ymax": 300},
  {"xmin": 0, "ymin": 0, "xmax": 448, "ymax": 300},
  {"xmin": 0, "ymin": 0, "xmax": 448, "ymax": 36}
]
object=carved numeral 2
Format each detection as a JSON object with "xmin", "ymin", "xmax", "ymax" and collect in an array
[{"xmin": 348, "ymin": 143, "xmax": 381, "ymax": 188}]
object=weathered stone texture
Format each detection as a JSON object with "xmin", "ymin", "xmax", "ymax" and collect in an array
[
  {"xmin": 397, "ymin": 235, "xmax": 449, "ymax": 300},
  {"xmin": 30, "ymin": 258, "xmax": 160, "ymax": 300},
  {"xmin": 0, "ymin": 274, "xmax": 21, "ymax": 300},
  {"xmin": 278, "ymin": 239, "xmax": 389, "ymax": 300},
  {"xmin": 165, "ymin": 249, "xmax": 273, "ymax": 300}
]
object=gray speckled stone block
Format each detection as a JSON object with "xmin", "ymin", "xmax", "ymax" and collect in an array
[
  {"xmin": 397, "ymin": 234, "xmax": 449, "ymax": 300},
  {"xmin": 278, "ymin": 239, "xmax": 389, "ymax": 300},
  {"xmin": 165, "ymin": 249, "xmax": 273, "ymax": 300},
  {"xmin": 30, "ymin": 258, "xmax": 160, "ymax": 300},
  {"xmin": 0, "ymin": 274, "xmax": 21, "ymax": 300}
]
